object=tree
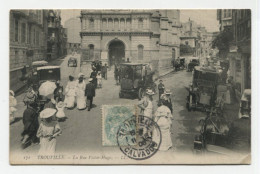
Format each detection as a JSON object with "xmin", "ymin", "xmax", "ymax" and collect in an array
[{"xmin": 212, "ymin": 27, "xmax": 233, "ymax": 59}]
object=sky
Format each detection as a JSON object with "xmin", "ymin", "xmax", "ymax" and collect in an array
[
  {"xmin": 180, "ymin": 10, "xmax": 219, "ymax": 32},
  {"xmin": 61, "ymin": 9, "xmax": 219, "ymax": 32}
]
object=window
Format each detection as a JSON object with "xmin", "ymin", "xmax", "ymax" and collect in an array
[
  {"xmin": 102, "ymin": 19, "xmax": 107, "ymax": 30},
  {"xmin": 28, "ymin": 25, "xmax": 31, "ymax": 44},
  {"xmin": 14, "ymin": 19, "xmax": 19, "ymax": 42},
  {"xmin": 138, "ymin": 18, "xmax": 143, "ymax": 29},
  {"xmin": 126, "ymin": 18, "xmax": 131, "ymax": 30},
  {"xmin": 172, "ymin": 48, "xmax": 175, "ymax": 59},
  {"xmin": 89, "ymin": 18, "xmax": 94, "ymax": 29},
  {"xmin": 185, "ymin": 41, "xmax": 189, "ymax": 45},
  {"xmin": 114, "ymin": 19, "xmax": 119, "ymax": 30},
  {"xmin": 36, "ymin": 31, "xmax": 39, "ymax": 45},
  {"xmin": 120, "ymin": 19, "xmax": 125, "ymax": 30},
  {"xmin": 89, "ymin": 44, "xmax": 94, "ymax": 59},
  {"xmin": 108, "ymin": 18, "xmax": 113, "ymax": 30},
  {"xmin": 21, "ymin": 23, "xmax": 26, "ymax": 43},
  {"xmin": 15, "ymin": 51, "xmax": 19, "ymax": 63},
  {"xmin": 138, "ymin": 45, "xmax": 144, "ymax": 60}
]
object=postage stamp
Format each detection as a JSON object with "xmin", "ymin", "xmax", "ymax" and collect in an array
[
  {"xmin": 117, "ymin": 115, "xmax": 162, "ymax": 160},
  {"xmin": 102, "ymin": 105, "xmax": 137, "ymax": 146}
]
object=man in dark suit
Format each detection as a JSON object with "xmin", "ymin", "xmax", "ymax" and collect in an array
[{"xmin": 85, "ymin": 78, "xmax": 96, "ymax": 111}]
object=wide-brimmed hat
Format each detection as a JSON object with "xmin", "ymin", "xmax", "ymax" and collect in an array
[
  {"xmin": 88, "ymin": 78, "xmax": 93, "ymax": 82},
  {"xmin": 159, "ymin": 79, "xmax": 163, "ymax": 82},
  {"xmin": 165, "ymin": 89, "xmax": 172, "ymax": 95},
  {"xmin": 146, "ymin": 89, "xmax": 155, "ymax": 95},
  {"xmin": 40, "ymin": 108, "xmax": 57, "ymax": 119}
]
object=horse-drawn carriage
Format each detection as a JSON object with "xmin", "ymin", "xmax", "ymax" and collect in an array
[
  {"xmin": 119, "ymin": 63, "xmax": 156, "ymax": 99},
  {"xmin": 24, "ymin": 66, "xmax": 61, "ymax": 109},
  {"xmin": 186, "ymin": 66, "xmax": 224, "ymax": 112}
]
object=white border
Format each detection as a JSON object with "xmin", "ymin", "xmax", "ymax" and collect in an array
[{"xmin": 1, "ymin": 0, "xmax": 259, "ymax": 174}]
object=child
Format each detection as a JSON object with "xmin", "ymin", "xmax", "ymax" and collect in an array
[
  {"xmin": 56, "ymin": 101, "xmax": 66, "ymax": 121},
  {"xmin": 37, "ymin": 108, "xmax": 62, "ymax": 155},
  {"xmin": 97, "ymin": 71, "xmax": 102, "ymax": 88},
  {"xmin": 158, "ymin": 79, "xmax": 165, "ymax": 101}
]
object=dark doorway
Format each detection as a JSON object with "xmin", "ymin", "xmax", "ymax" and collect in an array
[{"xmin": 109, "ymin": 40, "xmax": 125, "ymax": 66}]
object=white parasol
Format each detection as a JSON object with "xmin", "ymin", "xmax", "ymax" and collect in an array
[{"xmin": 39, "ymin": 81, "xmax": 57, "ymax": 96}]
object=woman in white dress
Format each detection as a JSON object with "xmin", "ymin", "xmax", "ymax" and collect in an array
[
  {"xmin": 64, "ymin": 76, "xmax": 76, "ymax": 109},
  {"xmin": 37, "ymin": 108, "xmax": 62, "ymax": 155},
  {"xmin": 154, "ymin": 99, "xmax": 173, "ymax": 151},
  {"xmin": 138, "ymin": 89, "xmax": 154, "ymax": 119},
  {"xmin": 75, "ymin": 75, "xmax": 86, "ymax": 110}
]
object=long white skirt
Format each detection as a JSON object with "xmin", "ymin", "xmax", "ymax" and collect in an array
[
  {"xmin": 38, "ymin": 137, "xmax": 56, "ymax": 155},
  {"xmin": 64, "ymin": 95, "xmax": 75, "ymax": 108}
]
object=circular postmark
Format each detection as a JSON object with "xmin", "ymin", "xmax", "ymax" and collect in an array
[{"xmin": 117, "ymin": 115, "xmax": 161, "ymax": 160}]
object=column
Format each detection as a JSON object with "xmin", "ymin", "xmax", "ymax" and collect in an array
[
  {"xmin": 124, "ymin": 18, "xmax": 126, "ymax": 31},
  {"xmin": 119, "ymin": 19, "xmax": 121, "ymax": 30},
  {"xmin": 106, "ymin": 18, "xmax": 108, "ymax": 30},
  {"xmin": 113, "ymin": 18, "xmax": 115, "ymax": 30}
]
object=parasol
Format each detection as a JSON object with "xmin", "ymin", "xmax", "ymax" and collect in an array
[{"xmin": 39, "ymin": 81, "xmax": 57, "ymax": 96}]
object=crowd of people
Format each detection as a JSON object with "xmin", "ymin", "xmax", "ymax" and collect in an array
[
  {"xmin": 18, "ymin": 61, "xmax": 108, "ymax": 154},
  {"xmin": 11, "ymin": 59, "xmax": 174, "ymax": 154},
  {"xmin": 138, "ymin": 79, "xmax": 174, "ymax": 151}
]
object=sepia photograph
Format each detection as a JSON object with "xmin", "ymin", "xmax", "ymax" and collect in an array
[{"xmin": 9, "ymin": 8, "xmax": 252, "ymax": 164}]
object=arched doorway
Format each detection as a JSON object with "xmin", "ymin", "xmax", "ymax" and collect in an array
[{"xmin": 108, "ymin": 40, "xmax": 125, "ymax": 66}]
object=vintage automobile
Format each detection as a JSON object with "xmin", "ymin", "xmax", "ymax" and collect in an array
[
  {"xmin": 68, "ymin": 57, "xmax": 77, "ymax": 67},
  {"xmin": 186, "ymin": 66, "xmax": 223, "ymax": 112},
  {"xmin": 238, "ymin": 89, "xmax": 251, "ymax": 119},
  {"xmin": 36, "ymin": 66, "xmax": 61, "ymax": 103},
  {"xmin": 174, "ymin": 57, "xmax": 186, "ymax": 71},
  {"xmin": 194, "ymin": 108, "xmax": 251, "ymax": 155},
  {"xmin": 119, "ymin": 63, "xmax": 156, "ymax": 99},
  {"xmin": 187, "ymin": 57, "xmax": 200, "ymax": 72}
]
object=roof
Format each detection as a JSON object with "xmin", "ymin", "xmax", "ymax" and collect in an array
[
  {"xmin": 194, "ymin": 66, "xmax": 221, "ymax": 74},
  {"xmin": 32, "ymin": 61, "xmax": 48, "ymax": 66},
  {"xmin": 120, "ymin": 63, "xmax": 148, "ymax": 66},
  {"xmin": 37, "ymin": 66, "xmax": 60, "ymax": 71}
]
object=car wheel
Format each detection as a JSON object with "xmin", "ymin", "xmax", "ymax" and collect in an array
[{"xmin": 138, "ymin": 88, "xmax": 145, "ymax": 100}]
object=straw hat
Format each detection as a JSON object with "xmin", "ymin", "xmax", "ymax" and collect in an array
[
  {"xmin": 165, "ymin": 89, "xmax": 172, "ymax": 95},
  {"xmin": 146, "ymin": 89, "xmax": 155, "ymax": 95},
  {"xmin": 40, "ymin": 108, "xmax": 57, "ymax": 119}
]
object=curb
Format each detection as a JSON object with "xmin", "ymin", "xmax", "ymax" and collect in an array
[{"xmin": 155, "ymin": 69, "xmax": 174, "ymax": 81}]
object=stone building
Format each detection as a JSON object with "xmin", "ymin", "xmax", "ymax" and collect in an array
[
  {"xmin": 64, "ymin": 17, "xmax": 81, "ymax": 54},
  {"xmin": 9, "ymin": 10, "xmax": 48, "ymax": 92},
  {"xmin": 217, "ymin": 9, "xmax": 233, "ymax": 31},
  {"xmin": 80, "ymin": 10, "xmax": 181, "ymax": 75},
  {"xmin": 228, "ymin": 9, "xmax": 251, "ymax": 99},
  {"xmin": 47, "ymin": 10, "xmax": 67, "ymax": 61}
]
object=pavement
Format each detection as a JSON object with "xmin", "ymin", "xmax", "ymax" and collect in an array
[{"xmin": 10, "ymin": 55, "xmax": 241, "ymax": 163}]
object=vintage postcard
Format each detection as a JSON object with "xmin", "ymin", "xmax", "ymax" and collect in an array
[{"xmin": 9, "ymin": 9, "xmax": 251, "ymax": 164}]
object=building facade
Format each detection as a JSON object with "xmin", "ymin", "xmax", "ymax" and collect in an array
[
  {"xmin": 46, "ymin": 10, "xmax": 67, "ymax": 61},
  {"xmin": 64, "ymin": 17, "xmax": 81, "ymax": 54},
  {"xmin": 80, "ymin": 10, "xmax": 181, "ymax": 75},
  {"xmin": 217, "ymin": 9, "xmax": 232, "ymax": 31},
  {"xmin": 228, "ymin": 9, "xmax": 251, "ymax": 99},
  {"xmin": 10, "ymin": 10, "xmax": 48, "ymax": 92}
]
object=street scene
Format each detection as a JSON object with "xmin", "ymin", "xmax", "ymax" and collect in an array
[{"xmin": 9, "ymin": 9, "xmax": 251, "ymax": 164}]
